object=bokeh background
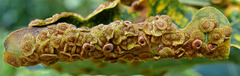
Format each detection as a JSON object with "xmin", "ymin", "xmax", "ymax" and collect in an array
[{"xmin": 0, "ymin": 0, "xmax": 240, "ymax": 76}]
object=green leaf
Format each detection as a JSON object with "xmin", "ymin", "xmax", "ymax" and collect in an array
[
  {"xmin": 230, "ymin": 19, "xmax": 240, "ymax": 49},
  {"xmin": 145, "ymin": 0, "xmax": 197, "ymax": 28},
  {"xmin": 29, "ymin": 0, "xmax": 121, "ymax": 28}
]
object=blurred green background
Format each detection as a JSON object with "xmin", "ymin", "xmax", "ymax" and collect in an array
[{"xmin": 1, "ymin": 0, "xmax": 240, "ymax": 76}]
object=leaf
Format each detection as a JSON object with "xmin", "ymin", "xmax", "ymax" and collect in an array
[
  {"xmin": 184, "ymin": 6, "xmax": 231, "ymax": 58},
  {"xmin": 50, "ymin": 6, "xmax": 234, "ymax": 75},
  {"xmin": 230, "ymin": 19, "xmax": 240, "ymax": 49},
  {"xmin": 131, "ymin": 0, "xmax": 197, "ymax": 28},
  {"xmin": 29, "ymin": 0, "xmax": 121, "ymax": 28},
  {"xmin": 1, "ymin": 0, "xmax": 236, "ymax": 75}
]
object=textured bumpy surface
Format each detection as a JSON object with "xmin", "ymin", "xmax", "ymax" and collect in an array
[{"xmin": 3, "ymin": 6, "xmax": 232, "ymax": 68}]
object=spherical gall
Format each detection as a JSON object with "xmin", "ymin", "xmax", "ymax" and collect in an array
[
  {"xmin": 192, "ymin": 39, "xmax": 203, "ymax": 50},
  {"xmin": 102, "ymin": 43, "xmax": 114, "ymax": 53},
  {"xmin": 82, "ymin": 43, "xmax": 95, "ymax": 51},
  {"xmin": 138, "ymin": 36, "xmax": 147, "ymax": 47},
  {"xmin": 124, "ymin": 21, "xmax": 132, "ymax": 26},
  {"xmin": 208, "ymin": 43, "xmax": 218, "ymax": 51}
]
